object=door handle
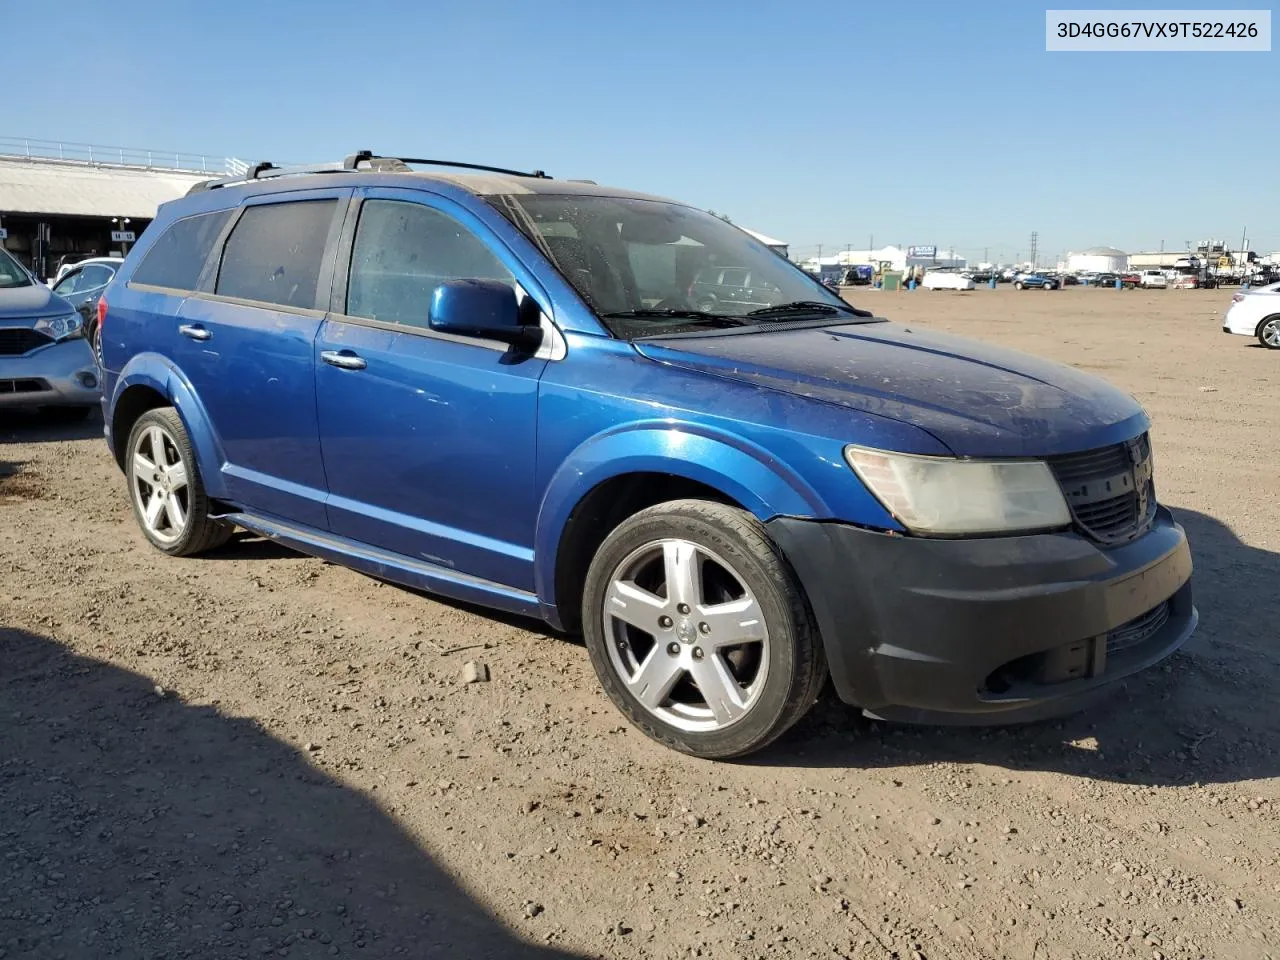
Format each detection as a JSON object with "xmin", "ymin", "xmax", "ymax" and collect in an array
[
  {"xmin": 178, "ymin": 323, "xmax": 211, "ymax": 341},
  {"xmin": 321, "ymin": 350, "xmax": 367, "ymax": 370}
]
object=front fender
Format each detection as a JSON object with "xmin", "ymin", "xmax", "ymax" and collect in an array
[
  {"xmin": 533, "ymin": 421, "xmax": 830, "ymax": 611},
  {"xmin": 111, "ymin": 353, "xmax": 228, "ymax": 498}
]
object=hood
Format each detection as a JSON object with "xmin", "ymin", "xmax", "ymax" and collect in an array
[
  {"xmin": 0, "ymin": 282, "xmax": 74, "ymax": 321},
  {"xmin": 633, "ymin": 322, "xmax": 1148, "ymax": 458}
]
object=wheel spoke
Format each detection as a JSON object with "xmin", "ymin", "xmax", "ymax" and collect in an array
[
  {"xmin": 133, "ymin": 451, "xmax": 157, "ymax": 478},
  {"xmin": 626, "ymin": 646, "xmax": 685, "ymax": 710},
  {"xmin": 662, "ymin": 540, "xmax": 702, "ymax": 609},
  {"xmin": 147, "ymin": 427, "xmax": 169, "ymax": 468},
  {"xmin": 605, "ymin": 580, "xmax": 670, "ymax": 635},
  {"xmin": 688, "ymin": 652, "xmax": 749, "ymax": 726},
  {"xmin": 698, "ymin": 596, "xmax": 766, "ymax": 648},
  {"xmin": 163, "ymin": 495, "xmax": 186, "ymax": 532},
  {"xmin": 165, "ymin": 461, "xmax": 188, "ymax": 492},
  {"xmin": 144, "ymin": 492, "xmax": 165, "ymax": 530}
]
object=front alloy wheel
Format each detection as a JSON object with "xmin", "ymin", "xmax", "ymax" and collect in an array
[
  {"xmin": 603, "ymin": 538, "xmax": 769, "ymax": 732},
  {"xmin": 582, "ymin": 499, "xmax": 826, "ymax": 759}
]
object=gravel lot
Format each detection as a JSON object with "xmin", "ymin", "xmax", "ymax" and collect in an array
[{"xmin": 2, "ymin": 287, "xmax": 1277, "ymax": 960}]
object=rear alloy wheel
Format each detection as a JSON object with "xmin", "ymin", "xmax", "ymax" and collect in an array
[
  {"xmin": 125, "ymin": 408, "xmax": 232, "ymax": 556},
  {"xmin": 1258, "ymin": 316, "xmax": 1280, "ymax": 349},
  {"xmin": 582, "ymin": 499, "xmax": 826, "ymax": 759},
  {"xmin": 1013, "ymin": 281, "xmax": 1024, "ymax": 290}
]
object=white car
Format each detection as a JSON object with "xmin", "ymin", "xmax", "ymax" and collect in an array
[
  {"xmin": 1139, "ymin": 270, "xmax": 1168, "ymax": 289},
  {"xmin": 921, "ymin": 271, "xmax": 976, "ymax": 291},
  {"xmin": 1222, "ymin": 281, "xmax": 1280, "ymax": 349}
]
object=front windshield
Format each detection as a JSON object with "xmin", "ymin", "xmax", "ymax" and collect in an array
[
  {"xmin": 0, "ymin": 248, "xmax": 32, "ymax": 289},
  {"xmin": 496, "ymin": 194, "xmax": 864, "ymax": 338}
]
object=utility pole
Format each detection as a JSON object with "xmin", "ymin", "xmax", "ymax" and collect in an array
[
  {"xmin": 1239, "ymin": 226, "xmax": 1248, "ymax": 279},
  {"xmin": 1028, "ymin": 231, "xmax": 1039, "ymax": 269},
  {"xmin": 983, "ymin": 247, "xmax": 989, "ymax": 264},
  {"xmin": 817, "ymin": 243, "xmax": 823, "ymax": 261}
]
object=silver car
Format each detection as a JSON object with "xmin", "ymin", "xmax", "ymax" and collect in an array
[{"xmin": 0, "ymin": 246, "xmax": 100, "ymax": 420}]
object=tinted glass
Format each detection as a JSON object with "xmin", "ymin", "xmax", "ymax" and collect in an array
[
  {"xmin": 52, "ymin": 270, "xmax": 82, "ymax": 295},
  {"xmin": 131, "ymin": 210, "xmax": 231, "ymax": 291},
  {"xmin": 0, "ymin": 247, "xmax": 32, "ymax": 288},
  {"xmin": 347, "ymin": 200, "xmax": 512, "ymax": 328},
  {"xmin": 78, "ymin": 265, "xmax": 114, "ymax": 290},
  {"xmin": 216, "ymin": 200, "xmax": 337, "ymax": 309}
]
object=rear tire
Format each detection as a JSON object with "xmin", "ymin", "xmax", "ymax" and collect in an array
[
  {"xmin": 1258, "ymin": 316, "xmax": 1280, "ymax": 350},
  {"xmin": 582, "ymin": 499, "xmax": 827, "ymax": 759},
  {"xmin": 125, "ymin": 407, "xmax": 232, "ymax": 556},
  {"xmin": 1013, "ymin": 281, "xmax": 1024, "ymax": 290}
]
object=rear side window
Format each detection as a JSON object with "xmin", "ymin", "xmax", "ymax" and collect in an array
[
  {"xmin": 131, "ymin": 210, "xmax": 231, "ymax": 291},
  {"xmin": 215, "ymin": 200, "xmax": 337, "ymax": 310},
  {"xmin": 346, "ymin": 200, "xmax": 512, "ymax": 328}
]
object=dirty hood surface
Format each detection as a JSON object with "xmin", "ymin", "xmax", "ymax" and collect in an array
[
  {"xmin": 0, "ymin": 282, "xmax": 72, "ymax": 321},
  {"xmin": 633, "ymin": 322, "xmax": 1148, "ymax": 457}
]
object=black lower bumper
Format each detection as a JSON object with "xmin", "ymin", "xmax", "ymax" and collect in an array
[{"xmin": 767, "ymin": 507, "xmax": 1196, "ymax": 725}]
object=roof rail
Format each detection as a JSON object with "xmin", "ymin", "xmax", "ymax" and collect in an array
[
  {"xmin": 184, "ymin": 150, "xmax": 552, "ymax": 197},
  {"xmin": 345, "ymin": 150, "xmax": 551, "ymax": 179}
]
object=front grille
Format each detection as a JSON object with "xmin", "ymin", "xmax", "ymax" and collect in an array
[
  {"xmin": 0, "ymin": 328, "xmax": 52, "ymax": 356},
  {"xmin": 1107, "ymin": 601, "xmax": 1171, "ymax": 654},
  {"xmin": 0, "ymin": 378, "xmax": 49, "ymax": 394},
  {"xmin": 1048, "ymin": 434, "xmax": 1155, "ymax": 544}
]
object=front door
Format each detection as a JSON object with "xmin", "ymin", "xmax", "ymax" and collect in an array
[
  {"xmin": 314, "ymin": 189, "xmax": 550, "ymax": 592},
  {"xmin": 174, "ymin": 191, "xmax": 347, "ymax": 528}
]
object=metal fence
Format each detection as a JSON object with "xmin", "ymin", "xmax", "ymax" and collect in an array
[{"xmin": 0, "ymin": 137, "xmax": 246, "ymax": 176}]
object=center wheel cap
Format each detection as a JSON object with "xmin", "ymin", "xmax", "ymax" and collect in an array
[{"xmin": 676, "ymin": 619, "xmax": 697, "ymax": 644}]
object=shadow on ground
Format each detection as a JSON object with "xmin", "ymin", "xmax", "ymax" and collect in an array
[
  {"xmin": 0, "ymin": 627, "xmax": 588, "ymax": 959},
  {"xmin": 0, "ymin": 407, "xmax": 102, "ymax": 444},
  {"xmin": 767, "ymin": 507, "xmax": 1280, "ymax": 789}
]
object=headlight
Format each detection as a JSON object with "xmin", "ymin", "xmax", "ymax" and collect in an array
[
  {"xmin": 844, "ymin": 445, "xmax": 1070, "ymax": 536},
  {"xmin": 34, "ymin": 313, "xmax": 84, "ymax": 342}
]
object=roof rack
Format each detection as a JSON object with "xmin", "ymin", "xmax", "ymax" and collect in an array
[
  {"xmin": 343, "ymin": 150, "xmax": 550, "ymax": 179},
  {"xmin": 185, "ymin": 150, "xmax": 551, "ymax": 196}
]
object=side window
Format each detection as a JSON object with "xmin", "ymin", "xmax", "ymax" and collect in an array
[
  {"xmin": 721, "ymin": 268, "xmax": 748, "ymax": 286},
  {"xmin": 78, "ymin": 265, "xmax": 113, "ymax": 291},
  {"xmin": 215, "ymin": 200, "xmax": 337, "ymax": 310},
  {"xmin": 346, "ymin": 200, "xmax": 513, "ymax": 329},
  {"xmin": 131, "ymin": 210, "xmax": 231, "ymax": 291},
  {"xmin": 53, "ymin": 269, "xmax": 83, "ymax": 295}
]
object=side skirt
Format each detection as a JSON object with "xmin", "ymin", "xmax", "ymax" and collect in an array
[{"xmin": 218, "ymin": 511, "xmax": 544, "ymax": 620}]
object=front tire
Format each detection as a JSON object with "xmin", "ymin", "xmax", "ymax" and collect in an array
[
  {"xmin": 1259, "ymin": 316, "xmax": 1280, "ymax": 349},
  {"xmin": 125, "ymin": 407, "xmax": 232, "ymax": 556},
  {"xmin": 582, "ymin": 499, "xmax": 827, "ymax": 759},
  {"xmin": 1013, "ymin": 281, "xmax": 1024, "ymax": 290}
]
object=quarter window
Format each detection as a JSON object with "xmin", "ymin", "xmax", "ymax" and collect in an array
[
  {"xmin": 346, "ymin": 200, "xmax": 512, "ymax": 328},
  {"xmin": 216, "ymin": 200, "xmax": 337, "ymax": 310},
  {"xmin": 131, "ymin": 210, "xmax": 231, "ymax": 291}
]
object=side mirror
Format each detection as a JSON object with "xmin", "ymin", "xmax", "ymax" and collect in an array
[{"xmin": 429, "ymin": 279, "xmax": 543, "ymax": 350}]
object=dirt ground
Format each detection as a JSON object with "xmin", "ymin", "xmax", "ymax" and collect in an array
[{"xmin": 2, "ymin": 287, "xmax": 1277, "ymax": 960}]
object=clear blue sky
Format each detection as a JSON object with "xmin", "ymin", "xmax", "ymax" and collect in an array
[{"xmin": 5, "ymin": 0, "xmax": 1276, "ymax": 262}]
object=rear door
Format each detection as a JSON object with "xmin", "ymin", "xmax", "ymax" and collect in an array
[
  {"xmin": 174, "ymin": 189, "xmax": 349, "ymax": 528},
  {"xmin": 314, "ymin": 188, "xmax": 551, "ymax": 591}
]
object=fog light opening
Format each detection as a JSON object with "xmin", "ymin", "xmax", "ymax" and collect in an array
[{"xmin": 77, "ymin": 371, "xmax": 98, "ymax": 390}]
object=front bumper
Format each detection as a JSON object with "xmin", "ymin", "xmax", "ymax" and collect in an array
[
  {"xmin": 768, "ymin": 507, "xmax": 1196, "ymax": 724},
  {"xmin": 0, "ymin": 338, "xmax": 100, "ymax": 409}
]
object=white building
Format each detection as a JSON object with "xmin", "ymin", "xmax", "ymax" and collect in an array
[
  {"xmin": 800, "ymin": 245, "xmax": 966, "ymax": 274},
  {"xmin": 1066, "ymin": 246, "xmax": 1128, "ymax": 273}
]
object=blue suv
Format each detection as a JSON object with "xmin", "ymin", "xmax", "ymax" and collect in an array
[{"xmin": 99, "ymin": 152, "xmax": 1196, "ymax": 758}]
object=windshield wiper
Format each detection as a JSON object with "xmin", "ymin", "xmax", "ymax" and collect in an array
[
  {"xmin": 746, "ymin": 300, "xmax": 858, "ymax": 318},
  {"xmin": 600, "ymin": 309, "xmax": 748, "ymax": 328}
]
